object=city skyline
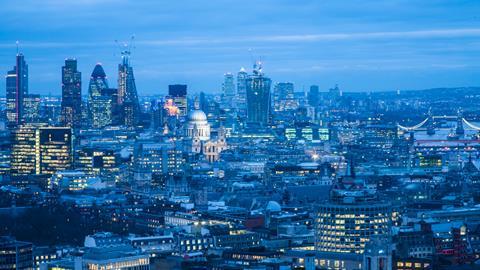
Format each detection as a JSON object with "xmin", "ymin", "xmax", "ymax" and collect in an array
[{"xmin": 2, "ymin": 0, "xmax": 480, "ymax": 95}]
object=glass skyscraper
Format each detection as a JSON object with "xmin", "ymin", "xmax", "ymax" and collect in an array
[
  {"xmin": 235, "ymin": 67, "xmax": 248, "ymax": 116},
  {"xmin": 35, "ymin": 127, "xmax": 73, "ymax": 176},
  {"xmin": 222, "ymin": 72, "xmax": 235, "ymax": 98},
  {"xmin": 245, "ymin": 63, "xmax": 271, "ymax": 125},
  {"xmin": 61, "ymin": 58, "xmax": 82, "ymax": 128},
  {"xmin": 168, "ymin": 84, "xmax": 188, "ymax": 116},
  {"xmin": 88, "ymin": 64, "xmax": 110, "ymax": 128},
  {"xmin": 6, "ymin": 54, "xmax": 28, "ymax": 128},
  {"xmin": 118, "ymin": 53, "xmax": 139, "ymax": 127}
]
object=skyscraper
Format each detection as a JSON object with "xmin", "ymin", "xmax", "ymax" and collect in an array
[
  {"xmin": 308, "ymin": 85, "xmax": 320, "ymax": 107},
  {"xmin": 11, "ymin": 124, "xmax": 39, "ymax": 176},
  {"xmin": 6, "ymin": 54, "xmax": 28, "ymax": 128},
  {"xmin": 23, "ymin": 94, "xmax": 41, "ymax": 123},
  {"xmin": 222, "ymin": 72, "xmax": 235, "ymax": 98},
  {"xmin": 235, "ymin": 67, "xmax": 248, "ymax": 116},
  {"xmin": 61, "ymin": 58, "xmax": 82, "ymax": 128},
  {"xmin": 0, "ymin": 237, "xmax": 33, "ymax": 270},
  {"xmin": 118, "ymin": 52, "xmax": 139, "ymax": 127},
  {"xmin": 315, "ymin": 180, "xmax": 391, "ymax": 255},
  {"xmin": 35, "ymin": 127, "xmax": 72, "ymax": 175},
  {"xmin": 11, "ymin": 124, "xmax": 73, "ymax": 177},
  {"xmin": 88, "ymin": 64, "xmax": 109, "ymax": 128},
  {"xmin": 168, "ymin": 84, "xmax": 188, "ymax": 116},
  {"xmin": 246, "ymin": 62, "xmax": 271, "ymax": 125},
  {"xmin": 273, "ymin": 82, "xmax": 294, "ymax": 111}
]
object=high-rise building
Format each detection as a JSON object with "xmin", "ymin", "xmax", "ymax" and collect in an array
[
  {"xmin": 75, "ymin": 146, "xmax": 117, "ymax": 177},
  {"xmin": 151, "ymin": 99, "xmax": 166, "ymax": 130},
  {"xmin": 0, "ymin": 236, "xmax": 33, "ymax": 270},
  {"xmin": 23, "ymin": 94, "xmax": 41, "ymax": 123},
  {"xmin": 11, "ymin": 124, "xmax": 73, "ymax": 177},
  {"xmin": 168, "ymin": 84, "xmax": 188, "ymax": 116},
  {"xmin": 273, "ymin": 82, "xmax": 295, "ymax": 111},
  {"xmin": 35, "ymin": 127, "xmax": 73, "ymax": 175},
  {"xmin": 315, "ymin": 180, "xmax": 392, "ymax": 254},
  {"xmin": 61, "ymin": 58, "xmax": 82, "ymax": 128},
  {"xmin": 6, "ymin": 53, "xmax": 28, "ymax": 128},
  {"xmin": 11, "ymin": 124, "xmax": 39, "ymax": 176},
  {"xmin": 118, "ymin": 53, "xmax": 139, "ymax": 127},
  {"xmin": 308, "ymin": 85, "xmax": 320, "ymax": 107},
  {"xmin": 133, "ymin": 141, "xmax": 184, "ymax": 187},
  {"xmin": 88, "ymin": 64, "xmax": 112, "ymax": 128},
  {"xmin": 246, "ymin": 62, "xmax": 271, "ymax": 125},
  {"xmin": 235, "ymin": 67, "xmax": 248, "ymax": 116},
  {"xmin": 222, "ymin": 72, "xmax": 235, "ymax": 99}
]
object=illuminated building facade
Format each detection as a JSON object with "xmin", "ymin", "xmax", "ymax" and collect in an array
[
  {"xmin": 0, "ymin": 237, "xmax": 33, "ymax": 270},
  {"xmin": 315, "ymin": 182, "xmax": 392, "ymax": 254},
  {"xmin": 133, "ymin": 141, "xmax": 184, "ymax": 177},
  {"xmin": 35, "ymin": 127, "xmax": 73, "ymax": 176},
  {"xmin": 49, "ymin": 170, "xmax": 88, "ymax": 191},
  {"xmin": 222, "ymin": 72, "xmax": 235, "ymax": 106},
  {"xmin": 11, "ymin": 124, "xmax": 40, "ymax": 176},
  {"xmin": 118, "ymin": 54, "xmax": 139, "ymax": 127},
  {"xmin": 273, "ymin": 82, "xmax": 295, "ymax": 111},
  {"xmin": 164, "ymin": 98, "xmax": 180, "ymax": 116},
  {"xmin": 6, "ymin": 54, "xmax": 28, "ymax": 128},
  {"xmin": 285, "ymin": 126, "xmax": 330, "ymax": 141},
  {"xmin": 75, "ymin": 146, "xmax": 117, "ymax": 177},
  {"xmin": 88, "ymin": 64, "xmax": 110, "ymax": 128},
  {"xmin": 246, "ymin": 62, "xmax": 271, "ymax": 125},
  {"xmin": 23, "ymin": 94, "xmax": 41, "ymax": 123},
  {"xmin": 235, "ymin": 67, "xmax": 248, "ymax": 116},
  {"xmin": 81, "ymin": 247, "xmax": 150, "ymax": 270},
  {"xmin": 168, "ymin": 84, "xmax": 187, "ymax": 116},
  {"xmin": 61, "ymin": 58, "xmax": 82, "ymax": 128}
]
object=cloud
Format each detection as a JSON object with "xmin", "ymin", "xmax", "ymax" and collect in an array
[{"xmin": 1, "ymin": 28, "xmax": 480, "ymax": 49}]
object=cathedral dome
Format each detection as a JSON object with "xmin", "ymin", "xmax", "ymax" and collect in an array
[
  {"xmin": 266, "ymin": 201, "xmax": 281, "ymax": 212},
  {"xmin": 188, "ymin": 109, "xmax": 207, "ymax": 122}
]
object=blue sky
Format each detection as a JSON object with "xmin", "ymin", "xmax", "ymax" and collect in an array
[{"xmin": 1, "ymin": 0, "xmax": 480, "ymax": 95}]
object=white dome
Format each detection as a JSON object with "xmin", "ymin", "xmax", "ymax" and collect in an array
[
  {"xmin": 266, "ymin": 201, "xmax": 281, "ymax": 212},
  {"xmin": 188, "ymin": 109, "xmax": 207, "ymax": 122}
]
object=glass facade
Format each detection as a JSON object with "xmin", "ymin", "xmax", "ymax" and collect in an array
[
  {"xmin": 315, "ymin": 202, "xmax": 391, "ymax": 254},
  {"xmin": 246, "ymin": 69, "xmax": 271, "ymax": 125},
  {"xmin": 61, "ymin": 59, "xmax": 82, "ymax": 128},
  {"xmin": 6, "ymin": 54, "xmax": 28, "ymax": 128},
  {"xmin": 118, "ymin": 56, "xmax": 139, "ymax": 127},
  {"xmin": 35, "ymin": 127, "xmax": 73, "ymax": 175}
]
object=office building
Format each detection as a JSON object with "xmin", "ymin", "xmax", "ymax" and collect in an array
[
  {"xmin": 88, "ymin": 64, "xmax": 110, "ymax": 128},
  {"xmin": 6, "ymin": 53, "xmax": 28, "ymax": 128},
  {"xmin": 11, "ymin": 124, "xmax": 40, "ymax": 176},
  {"xmin": 222, "ymin": 72, "xmax": 235, "ymax": 99},
  {"xmin": 273, "ymin": 82, "xmax": 295, "ymax": 111},
  {"xmin": 315, "ymin": 180, "xmax": 391, "ymax": 254},
  {"xmin": 308, "ymin": 85, "xmax": 320, "ymax": 107},
  {"xmin": 235, "ymin": 67, "xmax": 248, "ymax": 116},
  {"xmin": 80, "ymin": 246, "xmax": 149, "ymax": 270},
  {"xmin": 118, "ymin": 53, "xmax": 139, "ymax": 127},
  {"xmin": 23, "ymin": 94, "xmax": 41, "ymax": 123},
  {"xmin": 35, "ymin": 127, "xmax": 73, "ymax": 175},
  {"xmin": 246, "ymin": 62, "xmax": 271, "ymax": 125},
  {"xmin": 0, "ymin": 236, "xmax": 33, "ymax": 270},
  {"xmin": 168, "ymin": 84, "xmax": 187, "ymax": 116},
  {"xmin": 61, "ymin": 59, "xmax": 82, "ymax": 128},
  {"xmin": 75, "ymin": 146, "xmax": 117, "ymax": 177}
]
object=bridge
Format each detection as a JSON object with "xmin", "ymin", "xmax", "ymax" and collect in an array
[{"xmin": 397, "ymin": 110, "xmax": 480, "ymax": 134}]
